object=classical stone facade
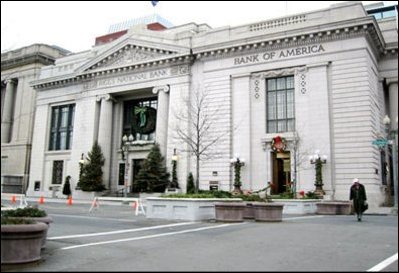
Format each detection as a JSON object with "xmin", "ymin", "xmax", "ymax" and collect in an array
[
  {"xmin": 27, "ymin": 2, "xmax": 397, "ymax": 209},
  {"xmin": 1, "ymin": 44, "xmax": 69, "ymax": 193}
]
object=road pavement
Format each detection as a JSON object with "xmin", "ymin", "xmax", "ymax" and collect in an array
[{"xmin": 1, "ymin": 202, "xmax": 397, "ymax": 272}]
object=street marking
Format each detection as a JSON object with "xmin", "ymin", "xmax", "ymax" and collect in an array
[
  {"xmin": 49, "ymin": 213, "xmax": 140, "ymax": 222},
  {"xmin": 48, "ymin": 222, "xmax": 196, "ymax": 240},
  {"xmin": 60, "ymin": 223, "xmax": 246, "ymax": 250},
  {"xmin": 367, "ymin": 253, "xmax": 398, "ymax": 272},
  {"xmin": 284, "ymin": 215, "xmax": 325, "ymax": 221}
]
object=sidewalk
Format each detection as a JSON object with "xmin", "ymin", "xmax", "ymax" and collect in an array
[
  {"xmin": 366, "ymin": 206, "xmax": 397, "ymax": 215},
  {"xmin": 18, "ymin": 197, "xmax": 398, "ymax": 215}
]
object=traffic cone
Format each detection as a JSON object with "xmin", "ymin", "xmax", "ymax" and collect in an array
[
  {"xmin": 11, "ymin": 195, "xmax": 16, "ymax": 204},
  {"xmin": 67, "ymin": 196, "xmax": 73, "ymax": 206},
  {"xmin": 39, "ymin": 196, "xmax": 44, "ymax": 204}
]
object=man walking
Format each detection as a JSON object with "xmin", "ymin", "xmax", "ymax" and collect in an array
[{"xmin": 349, "ymin": 178, "xmax": 367, "ymax": 221}]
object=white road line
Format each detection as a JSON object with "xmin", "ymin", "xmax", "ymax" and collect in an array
[
  {"xmin": 284, "ymin": 215, "xmax": 325, "ymax": 221},
  {"xmin": 367, "ymin": 253, "xmax": 398, "ymax": 272},
  {"xmin": 61, "ymin": 223, "xmax": 246, "ymax": 250},
  {"xmin": 48, "ymin": 222, "xmax": 196, "ymax": 240},
  {"xmin": 49, "ymin": 213, "xmax": 139, "ymax": 222}
]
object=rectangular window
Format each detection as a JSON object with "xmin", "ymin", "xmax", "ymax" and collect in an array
[
  {"xmin": 123, "ymin": 97, "xmax": 157, "ymax": 141},
  {"xmin": 52, "ymin": 161, "xmax": 63, "ymax": 184},
  {"xmin": 266, "ymin": 76, "xmax": 295, "ymax": 133},
  {"xmin": 49, "ymin": 104, "xmax": 75, "ymax": 150}
]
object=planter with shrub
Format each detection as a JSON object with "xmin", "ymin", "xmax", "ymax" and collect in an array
[
  {"xmin": 2, "ymin": 207, "xmax": 52, "ymax": 248},
  {"xmin": 1, "ymin": 217, "xmax": 48, "ymax": 264},
  {"xmin": 215, "ymin": 202, "xmax": 246, "ymax": 222},
  {"xmin": 316, "ymin": 201, "xmax": 352, "ymax": 215},
  {"xmin": 146, "ymin": 190, "xmax": 241, "ymax": 221},
  {"xmin": 253, "ymin": 202, "xmax": 284, "ymax": 222}
]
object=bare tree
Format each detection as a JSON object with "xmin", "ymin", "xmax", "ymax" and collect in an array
[
  {"xmin": 290, "ymin": 130, "xmax": 313, "ymax": 194},
  {"xmin": 174, "ymin": 87, "xmax": 227, "ymax": 193}
]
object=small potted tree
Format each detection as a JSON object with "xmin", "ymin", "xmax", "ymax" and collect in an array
[
  {"xmin": 230, "ymin": 155, "xmax": 245, "ymax": 195},
  {"xmin": 186, "ymin": 172, "xmax": 195, "ymax": 194},
  {"xmin": 76, "ymin": 141, "xmax": 106, "ymax": 199}
]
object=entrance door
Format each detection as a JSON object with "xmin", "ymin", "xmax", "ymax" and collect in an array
[
  {"xmin": 131, "ymin": 159, "xmax": 144, "ymax": 193},
  {"xmin": 271, "ymin": 152, "xmax": 291, "ymax": 194}
]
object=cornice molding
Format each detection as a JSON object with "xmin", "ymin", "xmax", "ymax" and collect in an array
[
  {"xmin": 32, "ymin": 58, "xmax": 193, "ymax": 90},
  {"xmin": 194, "ymin": 22, "xmax": 392, "ymax": 61},
  {"xmin": 1, "ymin": 53, "xmax": 56, "ymax": 70}
]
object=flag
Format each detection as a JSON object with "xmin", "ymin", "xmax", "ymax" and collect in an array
[{"xmin": 151, "ymin": 1, "xmax": 159, "ymax": 7}]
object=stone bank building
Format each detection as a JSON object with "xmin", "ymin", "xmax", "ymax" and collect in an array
[
  {"xmin": 1, "ymin": 44, "xmax": 69, "ymax": 193},
  {"xmin": 22, "ymin": 2, "xmax": 398, "ymax": 208}
]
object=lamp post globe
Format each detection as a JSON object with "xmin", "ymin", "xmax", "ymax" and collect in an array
[{"xmin": 121, "ymin": 134, "xmax": 134, "ymax": 197}]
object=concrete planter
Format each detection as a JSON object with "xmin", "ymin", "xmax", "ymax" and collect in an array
[
  {"xmin": 253, "ymin": 203, "xmax": 284, "ymax": 222},
  {"xmin": 146, "ymin": 197, "xmax": 242, "ymax": 221},
  {"xmin": 8, "ymin": 216, "xmax": 53, "ymax": 248},
  {"xmin": 316, "ymin": 201, "xmax": 352, "ymax": 215},
  {"xmin": 271, "ymin": 199, "xmax": 320, "ymax": 214},
  {"xmin": 215, "ymin": 202, "xmax": 246, "ymax": 222},
  {"xmin": 1, "ymin": 222, "xmax": 48, "ymax": 264},
  {"xmin": 243, "ymin": 202, "xmax": 255, "ymax": 219},
  {"xmin": 73, "ymin": 190, "xmax": 102, "ymax": 200}
]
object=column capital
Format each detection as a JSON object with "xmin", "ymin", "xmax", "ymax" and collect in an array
[
  {"xmin": 386, "ymin": 77, "xmax": 398, "ymax": 85},
  {"xmin": 4, "ymin": 78, "xmax": 16, "ymax": 85},
  {"xmin": 96, "ymin": 94, "xmax": 116, "ymax": 102},
  {"xmin": 152, "ymin": 85, "xmax": 170, "ymax": 94}
]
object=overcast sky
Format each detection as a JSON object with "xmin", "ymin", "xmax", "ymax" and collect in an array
[{"xmin": 1, "ymin": 1, "xmax": 396, "ymax": 53}]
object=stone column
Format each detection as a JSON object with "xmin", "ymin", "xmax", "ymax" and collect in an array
[
  {"xmin": 1, "ymin": 79, "xmax": 16, "ymax": 143},
  {"xmin": 387, "ymin": 77, "xmax": 398, "ymax": 132},
  {"xmin": 97, "ymin": 94, "xmax": 114, "ymax": 189},
  {"xmin": 153, "ymin": 85, "xmax": 170, "ymax": 158}
]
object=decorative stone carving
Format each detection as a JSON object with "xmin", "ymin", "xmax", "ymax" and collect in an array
[
  {"xmin": 96, "ymin": 94, "xmax": 116, "ymax": 102},
  {"xmin": 152, "ymin": 85, "xmax": 170, "ymax": 94},
  {"xmin": 299, "ymin": 73, "xmax": 307, "ymax": 94},
  {"xmin": 252, "ymin": 67, "xmax": 307, "ymax": 79},
  {"xmin": 95, "ymin": 47, "xmax": 175, "ymax": 69}
]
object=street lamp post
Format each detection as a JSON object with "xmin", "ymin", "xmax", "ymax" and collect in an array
[
  {"xmin": 383, "ymin": 115, "xmax": 398, "ymax": 213},
  {"xmin": 122, "ymin": 134, "xmax": 134, "ymax": 198},
  {"xmin": 77, "ymin": 153, "xmax": 85, "ymax": 190},
  {"xmin": 169, "ymin": 148, "xmax": 179, "ymax": 190},
  {"xmin": 309, "ymin": 150, "xmax": 327, "ymax": 198},
  {"xmin": 230, "ymin": 154, "xmax": 245, "ymax": 194}
]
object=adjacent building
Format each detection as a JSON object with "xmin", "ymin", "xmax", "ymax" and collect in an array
[
  {"xmin": 1, "ymin": 44, "xmax": 69, "ymax": 193},
  {"xmin": 26, "ymin": 2, "xmax": 398, "ymax": 209}
]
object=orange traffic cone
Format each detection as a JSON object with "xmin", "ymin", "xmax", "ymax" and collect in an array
[
  {"xmin": 39, "ymin": 196, "xmax": 44, "ymax": 204},
  {"xmin": 11, "ymin": 195, "xmax": 17, "ymax": 204},
  {"xmin": 67, "ymin": 196, "xmax": 73, "ymax": 206},
  {"xmin": 91, "ymin": 198, "xmax": 98, "ymax": 208}
]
